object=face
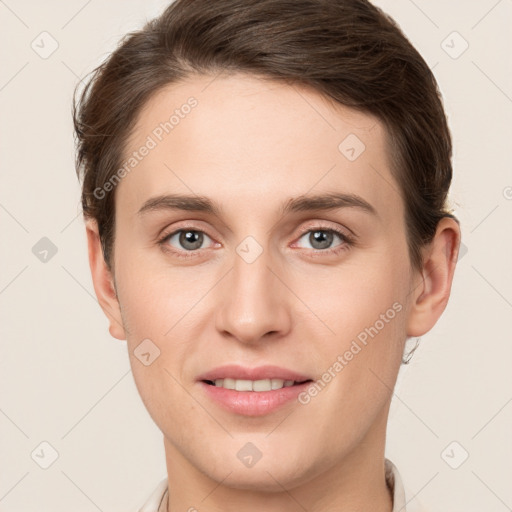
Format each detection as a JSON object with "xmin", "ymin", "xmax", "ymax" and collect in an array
[{"xmin": 109, "ymin": 73, "xmax": 417, "ymax": 490}]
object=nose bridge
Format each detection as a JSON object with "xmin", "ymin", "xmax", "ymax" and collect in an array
[{"xmin": 215, "ymin": 237, "xmax": 291, "ymax": 343}]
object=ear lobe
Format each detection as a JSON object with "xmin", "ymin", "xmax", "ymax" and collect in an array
[
  {"xmin": 406, "ymin": 217, "xmax": 461, "ymax": 338},
  {"xmin": 85, "ymin": 219, "xmax": 127, "ymax": 341}
]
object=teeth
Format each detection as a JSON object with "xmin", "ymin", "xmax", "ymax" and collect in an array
[{"xmin": 212, "ymin": 378, "xmax": 298, "ymax": 391}]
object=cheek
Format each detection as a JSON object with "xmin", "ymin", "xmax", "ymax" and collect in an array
[
  {"xmin": 115, "ymin": 246, "xmax": 198, "ymax": 336},
  {"xmin": 299, "ymin": 253, "xmax": 408, "ymax": 336},
  {"xmin": 115, "ymin": 255, "xmax": 210, "ymax": 398},
  {"xmin": 297, "ymin": 258, "xmax": 408, "ymax": 399}
]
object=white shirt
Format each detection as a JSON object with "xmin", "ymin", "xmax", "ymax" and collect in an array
[{"xmin": 138, "ymin": 458, "xmax": 427, "ymax": 512}]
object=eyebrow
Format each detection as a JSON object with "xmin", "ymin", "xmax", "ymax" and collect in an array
[{"xmin": 136, "ymin": 192, "xmax": 378, "ymax": 218}]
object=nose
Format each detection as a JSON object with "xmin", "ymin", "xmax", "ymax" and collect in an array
[{"xmin": 215, "ymin": 243, "xmax": 293, "ymax": 345}]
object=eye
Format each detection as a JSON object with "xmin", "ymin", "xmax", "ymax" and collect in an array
[
  {"xmin": 157, "ymin": 225, "xmax": 354, "ymax": 260},
  {"xmin": 294, "ymin": 227, "xmax": 353, "ymax": 253},
  {"xmin": 159, "ymin": 229, "xmax": 215, "ymax": 253}
]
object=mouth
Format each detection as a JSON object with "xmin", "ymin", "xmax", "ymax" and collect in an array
[
  {"xmin": 197, "ymin": 365, "xmax": 314, "ymax": 416},
  {"xmin": 202, "ymin": 378, "xmax": 313, "ymax": 392}
]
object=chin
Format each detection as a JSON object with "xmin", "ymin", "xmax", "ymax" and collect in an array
[
  {"xmin": 198, "ymin": 454, "xmax": 313, "ymax": 492},
  {"xmin": 219, "ymin": 468, "xmax": 306, "ymax": 493}
]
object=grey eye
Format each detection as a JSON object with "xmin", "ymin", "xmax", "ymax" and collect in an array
[
  {"xmin": 168, "ymin": 230, "xmax": 211, "ymax": 251},
  {"xmin": 297, "ymin": 229, "xmax": 342, "ymax": 250}
]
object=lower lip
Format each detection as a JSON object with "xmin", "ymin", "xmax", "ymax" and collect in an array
[{"xmin": 199, "ymin": 381, "xmax": 312, "ymax": 416}]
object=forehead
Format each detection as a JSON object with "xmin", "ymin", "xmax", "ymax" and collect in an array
[{"xmin": 116, "ymin": 73, "xmax": 401, "ymax": 224}]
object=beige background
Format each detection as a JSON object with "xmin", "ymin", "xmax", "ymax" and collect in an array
[{"xmin": 1, "ymin": 0, "xmax": 511, "ymax": 510}]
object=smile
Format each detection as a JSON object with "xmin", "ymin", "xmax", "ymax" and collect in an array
[{"xmin": 204, "ymin": 378, "xmax": 310, "ymax": 392}]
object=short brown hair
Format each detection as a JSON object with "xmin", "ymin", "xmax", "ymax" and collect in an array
[{"xmin": 73, "ymin": 0, "xmax": 458, "ymax": 273}]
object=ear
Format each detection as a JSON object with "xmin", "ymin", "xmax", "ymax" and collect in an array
[
  {"xmin": 85, "ymin": 219, "xmax": 127, "ymax": 340},
  {"xmin": 406, "ymin": 216, "xmax": 461, "ymax": 337}
]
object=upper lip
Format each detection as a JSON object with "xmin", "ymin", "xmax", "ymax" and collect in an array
[{"xmin": 197, "ymin": 364, "xmax": 312, "ymax": 382}]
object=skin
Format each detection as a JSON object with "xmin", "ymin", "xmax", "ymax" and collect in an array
[{"xmin": 86, "ymin": 73, "xmax": 460, "ymax": 512}]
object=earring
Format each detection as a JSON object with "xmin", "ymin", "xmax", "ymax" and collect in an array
[{"xmin": 402, "ymin": 337, "xmax": 421, "ymax": 364}]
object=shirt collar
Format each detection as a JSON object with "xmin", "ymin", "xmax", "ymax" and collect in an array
[{"xmin": 385, "ymin": 458, "xmax": 407, "ymax": 511}]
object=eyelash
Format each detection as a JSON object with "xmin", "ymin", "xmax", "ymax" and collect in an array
[{"xmin": 156, "ymin": 225, "xmax": 356, "ymax": 260}]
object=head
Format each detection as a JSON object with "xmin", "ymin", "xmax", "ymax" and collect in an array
[{"xmin": 75, "ymin": 0, "xmax": 460, "ymax": 493}]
